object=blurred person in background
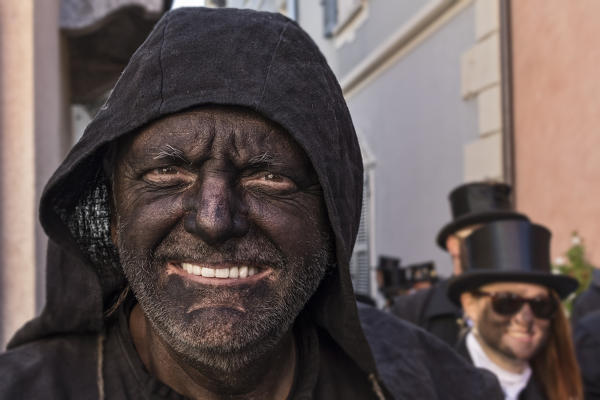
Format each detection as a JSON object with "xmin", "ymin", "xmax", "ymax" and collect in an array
[
  {"xmin": 405, "ymin": 261, "xmax": 439, "ymax": 293},
  {"xmin": 376, "ymin": 259, "xmax": 438, "ymax": 308},
  {"xmin": 391, "ymin": 182, "xmax": 528, "ymax": 346},
  {"xmin": 448, "ymin": 220, "xmax": 582, "ymax": 400}
]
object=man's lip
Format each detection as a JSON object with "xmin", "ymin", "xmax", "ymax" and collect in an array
[{"xmin": 166, "ymin": 262, "xmax": 273, "ymax": 286}]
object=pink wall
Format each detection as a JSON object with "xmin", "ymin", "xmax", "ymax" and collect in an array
[{"xmin": 512, "ymin": 0, "xmax": 600, "ymax": 265}]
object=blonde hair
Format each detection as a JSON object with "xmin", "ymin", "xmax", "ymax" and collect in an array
[{"xmin": 530, "ymin": 291, "xmax": 583, "ymax": 400}]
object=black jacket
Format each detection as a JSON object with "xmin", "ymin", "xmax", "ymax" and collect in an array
[
  {"xmin": 0, "ymin": 7, "xmax": 502, "ymax": 399},
  {"xmin": 456, "ymin": 335, "xmax": 546, "ymax": 400},
  {"xmin": 0, "ymin": 301, "xmax": 502, "ymax": 399},
  {"xmin": 390, "ymin": 279, "xmax": 463, "ymax": 347},
  {"xmin": 575, "ymin": 310, "xmax": 600, "ymax": 400}
]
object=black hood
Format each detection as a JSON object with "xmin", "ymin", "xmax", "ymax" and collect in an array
[{"xmin": 10, "ymin": 7, "xmax": 376, "ymax": 379}]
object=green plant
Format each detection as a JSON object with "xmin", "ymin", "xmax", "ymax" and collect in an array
[{"xmin": 552, "ymin": 232, "xmax": 595, "ymax": 314}]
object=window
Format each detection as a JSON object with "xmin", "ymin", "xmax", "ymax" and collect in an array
[
  {"xmin": 349, "ymin": 170, "xmax": 373, "ymax": 296},
  {"xmin": 199, "ymin": 0, "xmax": 297, "ymax": 19},
  {"xmin": 323, "ymin": 0, "xmax": 364, "ymax": 37},
  {"xmin": 349, "ymin": 134, "xmax": 376, "ymax": 297}
]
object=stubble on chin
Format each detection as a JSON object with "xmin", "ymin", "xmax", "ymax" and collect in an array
[{"xmin": 116, "ymin": 231, "xmax": 331, "ymax": 374}]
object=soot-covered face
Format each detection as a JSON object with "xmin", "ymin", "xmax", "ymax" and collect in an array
[
  {"xmin": 466, "ymin": 282, "xmax": 551, "ymax": 362},
  {"xmin": 111, "ymin": 107, "xmax": 332, "ymax": 371}
]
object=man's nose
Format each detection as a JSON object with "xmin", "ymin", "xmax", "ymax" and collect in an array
[
  {"xmin": 183, "ymin": 176, "xmax": 249, "ymax": 245},
  {"xmin": 514, "ymin": 303, "xmax": 535, "ymax": 325}
]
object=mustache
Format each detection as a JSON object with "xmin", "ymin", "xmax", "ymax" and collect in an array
[{"xmin": 151, "ymin": 230, "xmax": 287, "ymax": 268}]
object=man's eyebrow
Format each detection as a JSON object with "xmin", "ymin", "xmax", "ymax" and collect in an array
[
  {"xmin": 247, "ymin": 152, "xmax": 285, "ymax": 167},
  {"xmin": 153, "ymin": 144, "xmax": 190, "ymax": 163}
]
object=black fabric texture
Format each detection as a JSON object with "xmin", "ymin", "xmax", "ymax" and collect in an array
[
  {"xmin": 0, "ymin": 333, "xmax": 99, "ymax": 399},
  {"xmin": 359, "ymin": 305, "xmax": 503, "ymax": 400},
  {"xmin": 574, "ymin": 310, "xmax": 600, "ymax": 400},
  {"xmin": 1, "ymin": 7, "xmax": 505, "ymax": 399},
  {"xmin": 101, "ymin": 298, "xmax": 325, "ymax": 400},
  {"xmin": 0, "ymin": 302, "xmax": 503, "ymax": 399}
]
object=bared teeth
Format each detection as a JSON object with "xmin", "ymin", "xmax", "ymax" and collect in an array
[
  {"xmin": 215, "ymin": 268, "xmax": 228, "ymax": 278},
  {"xmin": 180, "ymin": 263, "xmax": 256, "ymax": 279}
]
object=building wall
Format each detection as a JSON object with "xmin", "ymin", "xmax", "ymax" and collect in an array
[
  {"xmin": 512, "ymin": 0, "xmax": 600, "ymax": 264},
  {"xmin": 0, "ymin": 0, "xmax": 67, "ymax": 349},
  {"xmin": 34, "ymin": 0, "xmax": 71, "ymax": 312},
  {"xmin": 296, "ymin": 2, "xmax": 338, "ymax": 75},
  {"xmin": 345, "ymin": 2, "xmax": 478, "ymax": 277},
  {"xmin": 297, "ymin": 1, "xmax": 507, "ymax": 280},
  {"xmin": 0, "ymin": 1, "xmax": 37, "ymax": 349},
  {"xmin": 332, "ymin": 1, "xmax": 427, "ymax": 78}
]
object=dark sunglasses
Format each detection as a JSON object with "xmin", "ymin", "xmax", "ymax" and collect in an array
[{"xmin": 472, "ymin": 290, "xmax": 557, "ymax": 319}]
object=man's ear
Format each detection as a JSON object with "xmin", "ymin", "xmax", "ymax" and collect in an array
[
  {"xmin": 460, "ymin": 292, "xmax": 480, "ymax": 325},
  {"xmin": 446, "ymin": 235, "xmax": 462, "ymax": 275}
]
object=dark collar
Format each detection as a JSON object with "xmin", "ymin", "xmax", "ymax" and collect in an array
[
  {"xmin": 455, "ymin": 333, "xmax": 472, "ymax": 363},
  {"xmin": 114, "ymin": 298, "xmax": 321, "ymax": 399},
  {"xmin": 423, "ymin": 279, "xmax": 462, "ymax": 319}
]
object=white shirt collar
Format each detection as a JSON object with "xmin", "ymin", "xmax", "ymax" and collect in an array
[{"xmin": 466, "ymin": 332, "xmax": 531, "ymax": 400}]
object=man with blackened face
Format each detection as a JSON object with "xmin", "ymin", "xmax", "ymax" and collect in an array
[
  {"xmin": 0, "ymin": 7, "xmax": 506, "ymax": 400},
  {"xmin": 111, "ymin": 107, "xmax": 331, "ymax": 386}
]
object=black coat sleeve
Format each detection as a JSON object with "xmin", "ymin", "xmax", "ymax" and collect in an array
[{"xmin": 575, "ymin": 311, "xmax": 600, "ymax": 400}]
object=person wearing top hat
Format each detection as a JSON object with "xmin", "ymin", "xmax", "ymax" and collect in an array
[
  {"xmin": 406, "ymin": 261, "xmax": 438, "ymax": 292},
  {"xmin": 391, "ymin": 182, "xmax": 528, "ymax": 346},
  {"xmin": 449, "ymin": 219, "xmax": 583, "ymax": 400}
]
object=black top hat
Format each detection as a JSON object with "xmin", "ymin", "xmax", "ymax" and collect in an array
[
  {"xmin": 447, "ymin": 220, "xmax": 578, "ymax": 305},
  {"xmin": 436, "ymin": 182, "xmax": 529, "ymax": 250},
  {"xmin": 405, "ymin": 261, "xmax": 437, "ymax": 283},
  {"xmin": 376, "ymin": 256, "xmax": 406, "ymax": 289}
]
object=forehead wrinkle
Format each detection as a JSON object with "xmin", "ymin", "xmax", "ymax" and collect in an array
[
  {"xmin": 193, "ymin": 117, "xmax": 217, "ymax": 155},
  {"xmin": 247, "ymin": 152, "xmax": 286, "ymax": 168},
  {"xmin": 226, "ymin": 120, "xmax": 277, "ymax": 164}
]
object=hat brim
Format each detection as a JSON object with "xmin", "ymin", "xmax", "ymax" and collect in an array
[
  {"xmin": 447, "ymin": 270, "xmax": 579, "ymax": 306},
  {"xmin": 436, "ymin": 210, "xmax": 529, "ymax": 250}
]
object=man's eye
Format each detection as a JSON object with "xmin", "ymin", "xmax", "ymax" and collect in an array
[
  {"xmin": 242, "ymin": 172, "xmax": 296, "ymax": 192},
  {"xmin": 264, "ymin": 173, "xmax": 283, "ymax": 181},
  {"xmin": 144, "ymin": 166, "xmax": 194, "ymax": 185},
  {"xmin": 156, "ymin": 167, "xmax": 178, "ymax": 174}
]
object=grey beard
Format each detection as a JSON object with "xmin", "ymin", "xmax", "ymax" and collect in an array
[{"xmin": 117, "ymin": 230, "xmax": 331, "ymax": 376}]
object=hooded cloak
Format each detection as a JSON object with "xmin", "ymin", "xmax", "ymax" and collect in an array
[{"xmin": 0, "ymin": 7, "xmax": 502, "ymax": 399}]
